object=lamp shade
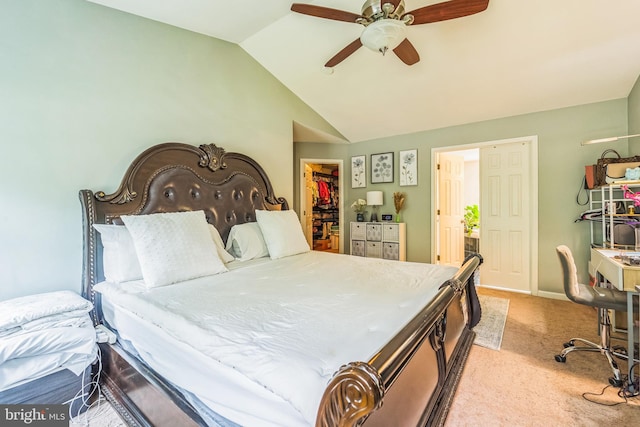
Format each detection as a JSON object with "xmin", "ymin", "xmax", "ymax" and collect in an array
[
  {"xmin": 360, "ymin": 19, "xmax": 407, "ymax": 53},
  {"xmin": 367, "ymin": 191, "xmax": 383, "ymax": 206}
]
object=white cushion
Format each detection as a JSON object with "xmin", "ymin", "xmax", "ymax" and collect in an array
[
  {"xmin": 255, "ymin": 210, "xmax": 310, "ymax": 259},
  {"xmin": 208, "ymin": 224, "xmax": 235, "ymax": 263},
  {"xmin": 121, "ymin": 211, "xmax": 227, "ymax": 288},
  {"xmin": 225, "ymin": 222, "xmax": 269, "ymax": 262},
  {"xmin": 93, "ymin": 224, "xmax": 143, "ymax": 283}
]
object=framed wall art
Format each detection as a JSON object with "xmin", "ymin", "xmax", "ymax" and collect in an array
[
  {"xmin": 351, "ymin": 155, "xmax": 366, "ymax": 188},
  {"xmin": 399, "ymin": 149, "xmax": 417, "ymax": 186},
  {"xmin": 371, "ymin": 152, "xmax": 394, "ymax": 183}
]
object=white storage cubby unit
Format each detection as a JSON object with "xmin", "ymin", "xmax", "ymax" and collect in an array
[
  {"xmin": 589, "ymin": 183, "xmax": 640, "ymax": 249},
  {"xmin": 350, "ymin": 222, "xmax": 406, "ymax": 261}
]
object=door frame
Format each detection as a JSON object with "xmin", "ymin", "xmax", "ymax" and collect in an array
[
  {"xmin": 299, "ymin": 158, "xmax": 344, "ymax": 254},
  {"xmin": 430, "ymin": 135, "xmax": 539, "ymax": 295}
]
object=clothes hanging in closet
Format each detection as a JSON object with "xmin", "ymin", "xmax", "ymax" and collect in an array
[
  {"xmin": 317, "ymin": 180, "xmax": 330, "ymax": 205},
  {"xmin": 312, "ymin": 174, "xmax": 338, "ymax": 208}
]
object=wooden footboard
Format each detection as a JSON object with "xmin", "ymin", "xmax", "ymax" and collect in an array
[{"xmin": 316, "ymin": 254, "xmax": 482, "ymax": 427}]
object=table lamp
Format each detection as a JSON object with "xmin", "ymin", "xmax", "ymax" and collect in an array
[{"xmin": 367, "ymin": 191, "xmax": 383, "ymax": 222}]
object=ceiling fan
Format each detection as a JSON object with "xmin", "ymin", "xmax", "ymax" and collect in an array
[{"xmin": 291, "ymin": 0, "xmax": 489, "ymax": 67}]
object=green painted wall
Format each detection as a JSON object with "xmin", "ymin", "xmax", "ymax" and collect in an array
[
  {"xmin": 2, "ymin": 0, "xmax": 637, "ymax": 301},
  {"xmin": 296, "ymin": 99, "xmax": 629, "ymax": 295},
  {"xmin": 0, "ymin": 0, "xmax": 338, "ymax": 300},
  {"xmin": 629, "ymin": 75, "xmax": 640, "ymax": 152}
]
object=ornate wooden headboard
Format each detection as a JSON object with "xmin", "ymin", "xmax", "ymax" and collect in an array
[{"xmin": 79, "ymin": 142, "xmax": 288, "ymax": 319}]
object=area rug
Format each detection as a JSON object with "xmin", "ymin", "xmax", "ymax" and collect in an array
[{"xmin": 473, "ymin": 295, "xmax": 509, "ymax": 351}]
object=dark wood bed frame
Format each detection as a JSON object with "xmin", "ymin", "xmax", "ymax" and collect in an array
[{"xmin": 79, "ymin": 142, "xmax": 482, "ymax": 427}]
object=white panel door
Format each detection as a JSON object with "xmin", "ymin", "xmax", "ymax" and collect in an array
[
  {"xmin": 480, "ymin": 142, "xmax": 531, "ymax": 291},
  {"xmin": 438, "ymin": 153, "xmax": 465, "ymax": 267}
]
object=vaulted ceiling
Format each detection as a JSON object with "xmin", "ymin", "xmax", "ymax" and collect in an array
[{"xmin": 88, "ymin": 0, "xmax": 640, "ymax": 143}]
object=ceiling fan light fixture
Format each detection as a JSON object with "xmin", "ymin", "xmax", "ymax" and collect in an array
[{"xmin": 360, "ymin": 19, "xmax": 407, "ymax": 54}]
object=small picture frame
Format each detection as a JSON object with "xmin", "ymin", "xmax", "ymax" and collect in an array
[
  {"xmin": 381, "ymin": 214, "xmax": 393, "ymax": 222},
  {"xmin": 371, "ymin": 152, "xmax": 394, "ymax": 183},
  {"xmin": 351, "ymin": 155, "xmax": 366, "ymax": 188},
  {"xmin": 399, "ymin": 149, "xmax": 418, "ymax": 186}
]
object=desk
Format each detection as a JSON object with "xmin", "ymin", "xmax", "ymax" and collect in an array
[
  {"xmin": 590, "ymin": 248, "xmax": 640, "ymax": 292},
  {"xmin": 590, "ymin": 248, "xmax": 639, "ymax": 390}
]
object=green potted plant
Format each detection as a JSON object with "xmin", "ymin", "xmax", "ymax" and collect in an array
[{"xmin": 464, "ymin": 204, "xmax": 479, "ymax": 235}]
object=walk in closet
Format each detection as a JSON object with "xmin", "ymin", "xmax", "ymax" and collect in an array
[{"xmin": 311, "ymin": 165, "xmax": 339, "ymax": 252}]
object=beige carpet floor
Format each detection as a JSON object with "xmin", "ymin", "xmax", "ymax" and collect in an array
[{"xmin": 445, "ymin": 287, "xmax": 640, "ymax": 427}]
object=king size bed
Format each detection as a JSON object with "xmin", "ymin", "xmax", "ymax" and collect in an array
[{"xmin": 79, "ymin": 142, "xmax": 482, "ymax": 427}]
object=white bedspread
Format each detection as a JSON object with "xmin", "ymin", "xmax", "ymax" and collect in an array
[
  {"xmin": 0, "ymin": 290, "xmax": 93, "ymax": 337},
  {"xmin": 0, "ymin": 324, "xmax": 97, "ymax": 391},
  {"xmin": 0, "ymin": 322, "xmax": 95, "ymax": 364},
  {"xmin": 0, "ymin": 291, "xmax": 97, "ymax": 391},
  {"xmin": 95, "ymin": 251, "xmax": 457, "ymax": 425}
]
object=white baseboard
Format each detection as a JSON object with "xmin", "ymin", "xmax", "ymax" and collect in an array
[
  {"xmin": 536, "ymin": 290, "xmax": 569, "ymax": 301},
  {"xmin": 478, "ymin": 284, "xmax": 568, "ymax": 301},
  {"xmin": 477, "ymin": 284, "xmax": 530, "ymax": 294}
]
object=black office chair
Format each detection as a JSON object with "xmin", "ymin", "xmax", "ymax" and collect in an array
[{"xmin": 554, "ymin": 245, "xmax": 628, "ymax": 387}]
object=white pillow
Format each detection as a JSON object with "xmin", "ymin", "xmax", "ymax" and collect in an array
[
  {"xmin": 208, "ymin": 224, "xmax": 235, "ymax": 263},
  {"xmin": 225, "ymin": 222, "xmax": 269, "ymax": 262},
  {"xmin": 121, "ymin": 211, "xmax": 227, "ymax": 288},
  {"xmin": 255, "ymin": 209, "xmax": 310, "ymax": 259},
  {"xmin": 93, "ymin": 224, "xmax": 143, "ymax": 283}
]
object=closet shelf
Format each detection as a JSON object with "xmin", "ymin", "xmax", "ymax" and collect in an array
[{"xmin": 313, "ymin": 171, "xmax": 338, "ymax": 179}]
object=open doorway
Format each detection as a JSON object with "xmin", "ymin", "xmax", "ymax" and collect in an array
[
  {"xmin": 432, "ymin": 136, "xmax": 539, "ymax": 295},
  {"xmin": 434, "ymin": 149, "xmax": 479, "ymax": 268},
  {"xmin": 299, "ymin": 159, "xmax": 344, "ymax": 254}
]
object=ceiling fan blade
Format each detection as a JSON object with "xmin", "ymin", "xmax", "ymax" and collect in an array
[
  {"xmin": 393, "ymin": 39, "xmax": 420, "ymax": 66},
  {"xmin": 291, "ymin": 4, "xmax": 362, "ymax": 23},
  {"xmin": 407, "ymin": 0, "xmax": 489, "ymax": 25},
  {"xmin": 325, "ymin": 39, "xmax": 363, "ymax": 68}
]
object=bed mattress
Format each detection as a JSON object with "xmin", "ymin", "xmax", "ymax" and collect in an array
[{"xmin": 95, "ymin": 251, "xmax": 458, "ymax": 426}]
